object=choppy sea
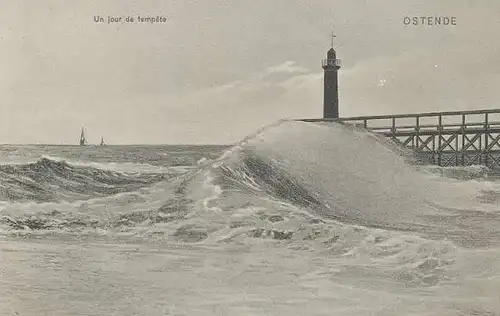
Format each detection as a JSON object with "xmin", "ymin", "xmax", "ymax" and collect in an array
[{"xmin": 1, "ymin": 121, "xmax": 500, "ymax": 316}]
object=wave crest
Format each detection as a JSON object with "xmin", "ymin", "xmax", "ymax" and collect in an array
[{"xmin": 0, "ymin": 158, "xmax": 168, "ymax": 202}]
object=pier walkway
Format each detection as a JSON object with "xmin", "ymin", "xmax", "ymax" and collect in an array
[{"xmin": 300, "ymin": 109, "xmax": 500, "ymax": 168}]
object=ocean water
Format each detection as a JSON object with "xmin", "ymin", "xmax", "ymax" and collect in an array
[{"xmin": 1, "ymin": 121, "xmax": 500, "ymax": 316}]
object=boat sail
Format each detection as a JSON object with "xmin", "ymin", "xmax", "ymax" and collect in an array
[
  {"xmin": 79, "ymin": 127, "xmax": 87, "ymax": 146},
  {"xmin": 100, "ymin": 137, "xmax": 105, "ymax": 146}
]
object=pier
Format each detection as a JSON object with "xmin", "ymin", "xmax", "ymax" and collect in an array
[{"xmin": 302, "ymin": 109, "xmax": 500, "ymax": 168}]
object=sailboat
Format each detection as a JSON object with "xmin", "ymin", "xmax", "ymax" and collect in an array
[
  {"xmin": 100, "ymin": 137, "xmax": 106, "ymax": 146},
  {"xmin": 79, "ymin": 127, "xmax": 87, "ymax": 146}
]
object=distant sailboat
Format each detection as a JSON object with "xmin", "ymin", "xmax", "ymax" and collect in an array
[
  {"xmin": 100, "ymin": 137, "xmax": 105, "ymax": 146},
  {"xmin": 79, "ymin": 127, "xmax": 87, "ymax": 146}
]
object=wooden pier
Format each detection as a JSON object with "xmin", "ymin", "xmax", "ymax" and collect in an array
[{"xmin": 301, "ymin": 109, "xmax": 500, "ymax": 169}]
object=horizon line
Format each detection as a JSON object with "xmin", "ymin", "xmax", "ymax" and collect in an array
[{"xmin": 0, "ymin": 143, "xmax": 234, "ymax": 146}]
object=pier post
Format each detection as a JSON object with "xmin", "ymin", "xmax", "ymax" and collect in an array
[
  {"xmin": 461, "ymin": 114, "xmax": 466, "ymax": 165},
  {"xmin": 485, "ymin": 113, "xmax": 489, "ymax": 166},
  {"xmin": 438, "ymin": 115, "xmax": 442, "ymax": 166}
]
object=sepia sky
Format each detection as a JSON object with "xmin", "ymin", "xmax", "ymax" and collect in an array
[{"xmin": 1, "ymin": 0, "xmax": 499, "ymax": 144}]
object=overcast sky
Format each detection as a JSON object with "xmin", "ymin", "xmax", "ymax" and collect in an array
[{"xmin": 1, "ymin": 0, "xmax": 499, "ymax": 144}]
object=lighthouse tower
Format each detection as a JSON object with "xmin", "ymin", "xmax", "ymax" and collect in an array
[{"xmin": 322, "ymin": 35, "xmax": 341, "ymax": 119}]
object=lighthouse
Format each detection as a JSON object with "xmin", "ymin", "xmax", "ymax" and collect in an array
[{"xmin": 322, "ymin": 35, "xmax": 341, "ymax": 119}]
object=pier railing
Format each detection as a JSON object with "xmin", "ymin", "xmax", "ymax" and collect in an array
[{"xmin": 301, "ymin": 109, "xmax": 500, "ymax": 168}]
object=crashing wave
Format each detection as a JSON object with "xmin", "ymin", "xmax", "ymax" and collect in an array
[
  {"xmin": 1, "ymin": 121, "xmax": 500, "ymax": 250},
  {"xmin": 0, "ymin": 158, "xmax": 168, "ymax": 202}
]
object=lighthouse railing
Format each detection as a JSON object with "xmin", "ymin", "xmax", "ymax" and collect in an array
[{"xmin": 322, "ymin": 59, "xmax": 342, "ymax": 67}]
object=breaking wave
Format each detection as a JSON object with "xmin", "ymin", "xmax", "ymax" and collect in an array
[
  {"xmin": 0, "ymin": 158, "xmax": 168, "ymax": 202},
  {"xmin": 1, "ymin": 121, "xmax": 500, "ymax": 249}
]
